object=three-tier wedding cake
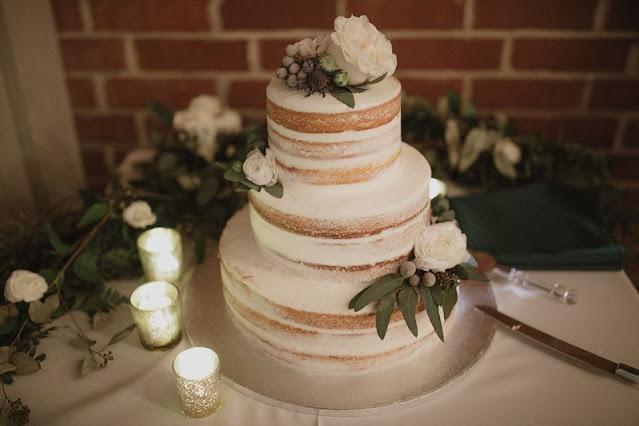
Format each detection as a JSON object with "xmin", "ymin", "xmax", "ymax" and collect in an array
[{"xmin": 219, "ymin": 15, "xmax": 470, "ymax": 374}]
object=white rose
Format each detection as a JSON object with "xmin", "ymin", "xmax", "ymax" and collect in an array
[
  {"xmin": 173, "ymin": 109, "xmax": 218, "ymax": 161},
  {"xmin": 188, "ymin": 95, "xmax": 222, "ymax": 116},
  {"xmin": 413, "ymin": 223, "xmax": 470, "ymax": 273},
  {"xmin": 122, "ymin": 201, "xmax": 157, "ymax": 229},
  {"xmin": 4, "ymin": 270, "xmax": 48, "ymax": 303},
  {"xmin": 216, "ymin": 110, "xmax": 242, "ymax": 134},
  {"xmin": 327, "ymin": 15, "xmax": 397, "ymax": 85},
  {"xmin": 295, "ymin": 34, "xmax": 331, "ymax": 58},
  {"xmin": 493, "ymin": 138, "xmax": 522, "ymax": 179},
  {"xmin": 243, "ymin": 148, "xmax": 278, "ymax": 186},
  {"xmin": 445, "ymin": 119, "xmax": 461, "ymax": 167}
]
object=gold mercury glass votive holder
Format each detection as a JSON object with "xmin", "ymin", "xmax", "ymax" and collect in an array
[
  {"xmin": 137, "ymin": 227, "xmax": 183, "ymax": 284},
  {"xmin": 173, "ymin": 347, "xmax": 222, "ymax": 418},
  {"xmin": 129, "ymin": 281, "xmax": 182, "ymax": 350}
]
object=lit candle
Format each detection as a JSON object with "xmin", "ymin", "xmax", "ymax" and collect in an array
[
  {"xmin": 173, "ymin": 347, "xmax": 221, "ymax": 418},
  {"xmin": 137, "ymin": 227, "xmax": 183, "ymax": 284},
  {"xmin": 129, "ymin": 281, "xmax": 181, "ymax": 350},
  {"xmin": 429, "ymin": 178, "xmax": 448, "ymax": 199}
]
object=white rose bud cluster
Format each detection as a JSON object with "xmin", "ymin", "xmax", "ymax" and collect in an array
[
  {"xmin": 122, "ymin": 200, "xmax": 157, "ymax": 229},
  {"xmin": 327, "ymin": 15, "xmax": 397, "ymax": 85},
  {"xmin": 413, "ymin": 222, "xmax": 470, "ymax": 273},
  {"xmin": 243, "ymin": 148, "xmax": 278, "ymax": 186},
  {"xmin": 173, "ymin": 95, "xmax": 243, "ymax": 162},
  {"xmin": 4, "ymin": 270, "xmax": 48, "ymax": 303}
]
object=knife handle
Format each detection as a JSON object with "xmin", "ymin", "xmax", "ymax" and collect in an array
[{"xmin": 615, "ymin": 363, "xmax": 639, "ymax": 384}]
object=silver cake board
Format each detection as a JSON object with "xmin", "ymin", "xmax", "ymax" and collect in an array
[{"xmin": 182, "ymin": 250, "xmax": 496, "ymax": 416}]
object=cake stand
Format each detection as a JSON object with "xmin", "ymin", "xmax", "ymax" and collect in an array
[{"xmin": 182, "ymin": 250, "xmax": 496, "ymax": 416}]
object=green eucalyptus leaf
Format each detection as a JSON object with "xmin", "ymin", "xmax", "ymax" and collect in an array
[
  {"xmin": 366, "ymin": 72, "xmax": 387, "ymax": 85},
  {"xmin": 348, "ymin": 287, "xmax": 368, "ymax": 310},
  {"xmin": 442, "ymin": 286, "xmax": 458, "ymax": 320},
  {"xmin": 38, "ymin": 268, "xmax": 59, "ymax": 284},
  {"xmin": 421, "ymin": 286, "xmax": 444, "ymax": 343},
  {"xmin": 454, "ymin": 264, "xmax": 470, "ymax": 280},
  {"xmin": 344, "ymin": 85, "xmax": 367, "ymax": 93},
  {"xmin": 196, "ymin": 178, "xmax": 219, "ymax": 206},
  {"xmin": 81, "ymin": 351, "xmax": 99, "ymax": 377},
  {"xmin": 72, "ymin": 241, "xmax": 103, "ymax": 283},
  {"xmin": 354, "ymin": 274, "xmax": 406, "ymax": 312},
  {"xmin": 0, "ymin": 316, "xmax": 19, "ymax": 335},
  {"xmin": 28, "ymin": 301, "xmax": 50, "ymax": 324},
  {"xmin": 71, "ymin": 333, "xmax": 97, "ymax": 349},
  {"xmin": 10, "ymin": 352, "xmax": 40, "ymax": 375},
  {"xmin": 108, "ymin": 323, "xmax": 136, "ymax": 346},
  {"xmin": 376, "ymin": 294, "xmax": 395, "ymax": 340},
  {"xmin": 264, "ymin": 182, "xmax": 283, "ymax": 198},
  {"xmin": 45, "ymin": 222, "xmax": 72, "ymax": 254},
  {"xmin": 239, "ymin": 178, "xmax": 261, "ymax": 191},
  {"xmin": 330, "ymin": 89, "xmax": 355, "ymax": 109},
  {"xmin": 430, "ymin": 284, "xmax": 444, "ymax": 306},
  {"xmin": 398, "ymin": 287, "xmax": 419, "ymax": 337},
  {"xmin": 0, "ymin": 346, "xmax": 11, "ymax": 364},
  {"xmin": 146, "ymin": 100, "xmax": 173, "ymax": 126},
  {"xmin": 223, "ymin": 167, "xmax": 245, "ymax": 182},
  {"xmin": 0, "ymin": 363, "xmax": 16, "ymax": 375},
  {"xmin": 235, "ymin": 184, "xmax": 250, "ymax": 193},
  {"xmin": 77, "ymin": 202, "xmax": 108, "ymax": 228}
]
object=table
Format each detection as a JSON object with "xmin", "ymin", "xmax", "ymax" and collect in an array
[{"xmin": 11, "ymin": 268, "xmax": 639, "ymax": 425}]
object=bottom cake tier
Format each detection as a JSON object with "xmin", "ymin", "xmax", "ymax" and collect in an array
[{"xmin": 219, "ymin": 206, "xmax": 457, "ymax": 374}]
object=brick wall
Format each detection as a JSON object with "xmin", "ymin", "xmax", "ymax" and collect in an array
[{"xmin": 51, "ymin": 0, "xmax": 639, "ymax": 197}]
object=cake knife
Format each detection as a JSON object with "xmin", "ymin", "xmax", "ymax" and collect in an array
[{"xmin": 476, "ymin": 305, "xmax": 639, "ymax": 384}]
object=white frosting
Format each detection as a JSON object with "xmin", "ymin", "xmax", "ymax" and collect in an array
[
  {"xmin": 266, "ymin": 76, "xmax": 401, "ymax": 113},
  {"xmin": 252, "ymin": 143, "xmax": 430, "ymax": 222}
]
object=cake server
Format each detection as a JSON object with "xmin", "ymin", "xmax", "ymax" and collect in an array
[
  {"xmin": 491, "ymin": 264, "xmax": 579, "ymax": 305},
  {"xmin": 476, "ymin": 305, "xmax": 639, "ymax": 384}
]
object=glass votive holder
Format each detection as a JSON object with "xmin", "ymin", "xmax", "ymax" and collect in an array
[
  {"xmin": 137, "ymin": 227, "xmax": 183, "ymax": 284},
  {"xmin": 429, "ymin": 178, "xmax": 448, "ymax": 199},
  {"xmin": 173, "ymin": 347, "xmax": 222, "ymax": 418},
  {"xmin": 129, "ymin": 281, "xmax": 182, "ymax": 350}
]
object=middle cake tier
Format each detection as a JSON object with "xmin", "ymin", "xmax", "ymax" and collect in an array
[{"xmin": 249, "ymin": 143, "xmax": 431, "ymax": 283}]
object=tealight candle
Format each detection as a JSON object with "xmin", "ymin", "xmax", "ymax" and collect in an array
[
  {"xmin": 137, "ymin": 227, "xmax": 183, "ymax": 284},
  {"xmin": 129, "ymin": 281, "xmax": 181, "ymax": 350},
  {"xmin": 173, "ymin": 347, "xmax": 221, "ymax": 418},
  {"xmin": 429, "ymin": 178, "xmax": 448, "ymax": 199}
]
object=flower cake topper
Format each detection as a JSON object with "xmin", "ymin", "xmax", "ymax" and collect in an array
[{"xmin": 274, "ymin": 15, "xmax": 397, "ymax": 108}]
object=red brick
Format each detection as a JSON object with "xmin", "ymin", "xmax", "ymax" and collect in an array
[
  {"xmin": 472, "ymin": 79, "xmax": 586, "ymax": 110},
  {"xmin": 92, "ymin": 0, "xmax": 210, "ymax": 31},
  {"xmin": 512, "ymin": 38, "xmax": 632, "ymax": 71},
  {"xmin": 75, "ymin": 114, "xmax": 137, "ymax": 143},
  {"xmin": 136, "ymin": 40, "xmax": 247, "ymax": 71},
  {"xmin": 67, "ymin": 78, "xmax": 96, "ymax": 108},
  {"xmin": 624, "ymin": 119, "xmax": 639, "ymax": 147},
  {"xmin": 106, "ymin": 78, "xmax": 216, "ymax": 109},
  {"xmin": 590, "ymin": 80, "xmax": 639, "ymax": 110},
  {"xmin": 509, "ymin": 116, "xmax": 616, "ymax": 147},
  {"xmin": 228, "ymin": 81, "xmax": 269, "ymax": 108},
  {"xmin": 475, "ymin": 0, "xmax": 597, "ymax": 29},
  {"xmin": 608, "ymin": 153, "xmax": 639, "ymax": 181},
  {"xmin": 346, "ymin": 0, "xmax": 463, "ymax": 29},
  {"xmin": 260, "ymin": 39, "xmax": 304, "ymax": 70},
  {"xmin": 51, "ymin": 0, "xmax": 83, "ymax": 31},
  {"xmin": 393, "ymin": 39, "xmax": 502, "ymax": 70},
  {"xmin": 400, "ymin": 78, "xmax": 464, "ymax": 100},
  {"xmin": 605, "ymin": 0, "xmax": 639, "ymax": 30},
  {"xmin": 81, "ymin": 149, "xmax": 109, "ymax": 178},
  {"xmin": 222, "ymin": 0, "xmax": 336, "ymax": 30},
  {"xmin": 61, "ymin": 39, "xmax": 126, "ymax": 71}
]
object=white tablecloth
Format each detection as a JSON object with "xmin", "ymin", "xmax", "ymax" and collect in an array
[{"xmin": 11, "ymin": 269, "xmax": 639, "ymax": 425}]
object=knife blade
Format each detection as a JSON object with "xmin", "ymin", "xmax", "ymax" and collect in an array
[{"xmin": 476, "ymin": 305, "xmax": 639, "ymax": 384}]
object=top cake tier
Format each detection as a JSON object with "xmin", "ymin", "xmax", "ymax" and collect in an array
[{"xmin": 266, "ymin": 76, "xmax": 402, "ymax": 185}]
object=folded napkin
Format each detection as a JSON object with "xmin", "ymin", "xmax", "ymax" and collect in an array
[{"xmin": 449, "ymin": 182, "xmax": 623, "ymax": 270}]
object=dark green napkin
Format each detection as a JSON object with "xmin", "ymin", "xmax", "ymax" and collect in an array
[{"xmin": 449, "ymin": 182, "xmax": 623, "ymax": 270}]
